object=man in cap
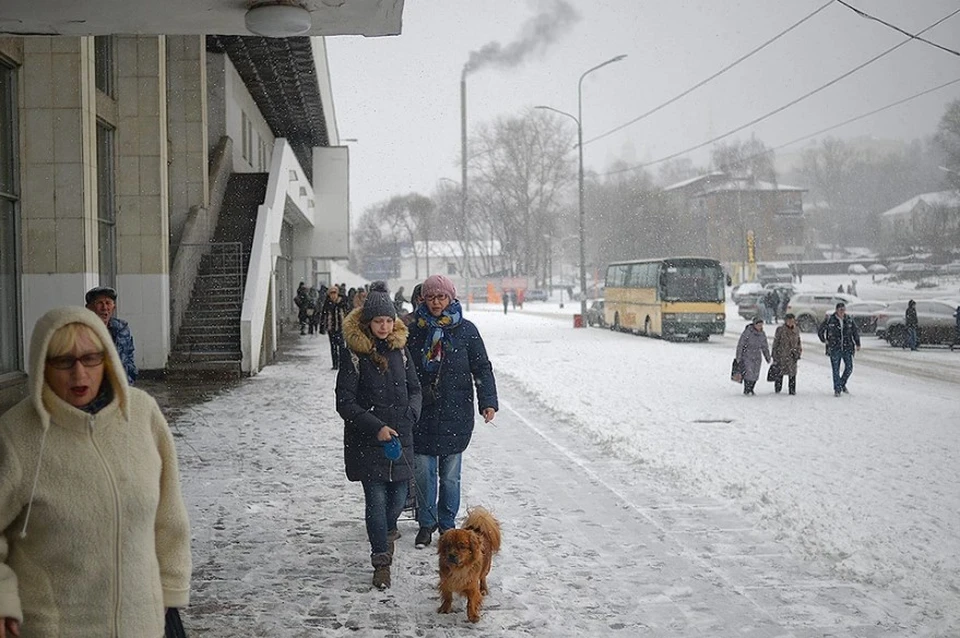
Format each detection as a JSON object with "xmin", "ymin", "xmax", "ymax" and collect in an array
[{"xmin": 85, "ymin": 286, "xmax": 138, "ymax": 385}]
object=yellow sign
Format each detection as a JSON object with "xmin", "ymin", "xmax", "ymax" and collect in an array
[{"xmin": 746, "ymin": 230, "xmax": 755, "ymax": 264}]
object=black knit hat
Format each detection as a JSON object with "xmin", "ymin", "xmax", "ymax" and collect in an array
[{"xmin": 362, "ymin": 281, "xmax": 397, "ymax": 322}]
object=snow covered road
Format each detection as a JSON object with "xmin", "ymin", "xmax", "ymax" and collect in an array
[{"xmin": 156, "ymin": 305, "xmax": 960, "ymax": 636}]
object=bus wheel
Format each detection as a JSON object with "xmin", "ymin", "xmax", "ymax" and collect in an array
[{"xmin": 644, "ymin": 317, "xmax": 652, "ymax": 337}]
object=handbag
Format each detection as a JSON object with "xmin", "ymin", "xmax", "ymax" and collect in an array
[
  {"xmin": 766, "ymin": 361, "xmax": 781, "ymax": 382},
  {"xmin": 165, "ymin": 608, "xmax": 187, "ymax": 638},
  {"xmin": 730, "ymin": 358, "xmax": 742, "ymax": 384}
]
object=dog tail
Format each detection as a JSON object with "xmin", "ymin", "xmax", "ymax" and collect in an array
[{"xmin": 464, "ymin": 506, "xmax": 501, "ymax": 554}]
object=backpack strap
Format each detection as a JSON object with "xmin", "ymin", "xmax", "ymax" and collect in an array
[{"xmin": 350, "ymin": 351, "xmax": 360, "ymax": 373}]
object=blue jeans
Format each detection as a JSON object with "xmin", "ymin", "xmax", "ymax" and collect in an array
[
  {"xmin": 414, "ymin": 452, "xmax": 462, "ymax": 532},
  {"xmin": 906, "ymin": 327, "xmax": 918, "ymax": 350},
  {"xmin": 829, "ymin": 350, "xmax": 854, "ymax": 393},
  {"xmin": 361, "ymin": 480, "xmax": 408, "ymax": 555}
]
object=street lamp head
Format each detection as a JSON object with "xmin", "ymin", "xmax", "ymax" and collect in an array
[{"xmin": 610, "ymin": 54, "xmax": 627, "ymax": 62}]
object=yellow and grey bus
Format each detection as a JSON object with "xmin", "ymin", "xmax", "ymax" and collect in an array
[{"xmin": 604, "ymin": 257, "xmax": 726, "ymax": 341}]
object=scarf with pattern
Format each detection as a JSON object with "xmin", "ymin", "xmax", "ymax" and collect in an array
[{"xmin": 416, "ymin": 299, "xmax": 463, "ymax": 373}]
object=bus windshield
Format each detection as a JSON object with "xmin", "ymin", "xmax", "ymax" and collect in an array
[{"xmin": 661, "ymin": 263, "xmax": 724, "ymax": 302}]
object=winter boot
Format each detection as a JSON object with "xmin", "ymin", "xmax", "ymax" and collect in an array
[
  {"xmin": 415, "ymin": 525, "xmax": 436, "ymax": 549},
  {"xmin": 788, "ymin": 376, "xmax": 796, "ymax": 395},
  {"xmin": 774, "ymin": 379, "xmax": 782, "ymax": 393},
  {"xmin": 371, "ymin": 552, "xmax": 392, "ymax": 590}
]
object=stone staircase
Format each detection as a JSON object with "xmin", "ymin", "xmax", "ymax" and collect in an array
[{"xmin": 167, "ymin": 173, "xmax": 268, "ymax": 379}]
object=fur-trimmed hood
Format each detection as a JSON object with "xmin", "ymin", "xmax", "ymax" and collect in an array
[{"xmin": 342, "ymin": 307, "xmax": 408, "ymax": 355}]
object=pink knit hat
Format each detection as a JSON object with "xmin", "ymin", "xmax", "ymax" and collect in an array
[{"xmin": 421, "ymin": 274, "xmax": 457, "ymax": 300}]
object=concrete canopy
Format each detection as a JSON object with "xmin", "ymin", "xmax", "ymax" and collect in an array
[{"xmin": 0, "ymin": 0, "xmax": 402, "ymax": 37}]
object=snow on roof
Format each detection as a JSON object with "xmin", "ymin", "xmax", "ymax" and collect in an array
[
  {"xmin": 880, "ymin": 190, "xmax": 960, "ymax": 218},
  {"xmin": 662, "ymin": 172, "xmax": 726, "ymax": 192},
  {"xmin": 402, "ymin": 240, "xmax": 502, "ymax": 259},
  {"xmin": 699, "ymin": 179, "xmax": 805, "ymax": 194}
]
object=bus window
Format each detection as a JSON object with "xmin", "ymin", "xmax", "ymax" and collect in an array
[{"xmin": 661, "ymin": 264, "xmax": 724, "ymax": 302}]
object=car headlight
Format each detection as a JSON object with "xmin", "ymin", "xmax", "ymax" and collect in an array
[{"xmin": 716, "ymin": 313, "xmax": 725, "ymax": 321}]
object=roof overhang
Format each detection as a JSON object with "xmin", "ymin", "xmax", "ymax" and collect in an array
[
  {"xmin": 0, "ymin": 0, "xmax": 403, "ymax": 37},
  {"xmin": 209, "ymin": 35, "xmax": 332, "ymax": 172}
]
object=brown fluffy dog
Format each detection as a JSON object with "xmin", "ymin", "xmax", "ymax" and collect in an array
[{"xmin": 437, "ymin": 507, "xmax": 502, "ymax": 623}]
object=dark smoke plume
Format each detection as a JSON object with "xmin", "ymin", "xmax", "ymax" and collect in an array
[{"xmin": 463, "ymin": 0, "xmax": 580, "ymax": 77}]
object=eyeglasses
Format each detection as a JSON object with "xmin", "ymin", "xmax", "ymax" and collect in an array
[
  {"xmin": 47, "ymin": 352, "xmax": 105, "ymax": 370},
  {"xmin": 425, "ymin": 294, "xmax": 449, "ymax": 303}
]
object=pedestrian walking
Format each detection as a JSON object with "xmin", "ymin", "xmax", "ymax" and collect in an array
[
  {"xmin": 85, "ymin": 285, "xmax": 138, "ymax": 385},
  {"xmin": 400, "ymin": 284, "xmax": 423, "ymax": 327},
  {"xmin": 306, "ymin": 286, "xmax": 322, "ymax": 335},
  {"xmin": 736, "ymin": 316, "xmax": 771, "ymax": 395},
  {"xmin": 502, "ymin": 289, "xmax": 509, "ymax": 315},
  {"xmin": 319, "ymin": 285, "xmax": 350, "ymax": 369},
  {"xmin": 953, "ymin": 305, "xmax": 960, "ymax": 351},
  {"xmin": 771, "ymin": 313, "xmax": 802, "ymax": 395},
  {"xmin": 818, "ymin": 302, "xmax": 861, "ymax": 397},
  {"xmin": 904, "ymin": 299, "xmax": 919, "ymax": 351},
  {"xmin": 407, "ymin": 274, "xmax": 498, "ymax": 548},
  {"xmin": 393, "ymin": 286, "xmax": 407, "ymax": 315},
  {"xmin": 294, "ymin": 282, "xmax": 309, "ymax": 335},
  {"xmin": 0, "ymin": 307, "xmax": 191, "ymax": 637},
  {"xmin": 336, "ymin": 282, "xmax": 421, "ymax": 590}
]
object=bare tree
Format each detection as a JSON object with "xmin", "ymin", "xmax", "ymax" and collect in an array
[
  {"xmin": 381, "ymin": 193, "xmax": 435, "ymax": 279},
  {"xmin": 936, "ymin": 99, "xmax": 960, "ymax": 191},
  {"xmin": 711, "ymin": 135, "xmax": 777, "ymax": 183},
  {"xmin": 467, "ymin": 109, "xmax": 576, "ymax": 283}
]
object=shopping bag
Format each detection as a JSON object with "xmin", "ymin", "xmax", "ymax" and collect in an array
[
  {"xmin": 766, "ymin": 362, "xmax": 781, "ymax": 382},
  {"xmin": 730, "ymin": 358, "xmax": 742, "ymax": 383},
  {"xmin": 165, "ymin": 608, "xmax": 187, "ymax": 638}
]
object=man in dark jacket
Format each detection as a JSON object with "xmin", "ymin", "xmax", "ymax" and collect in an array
[
  {"xmin": 407, "ymin": 275, "xmax": 498, "ymax": 549},
  {"xmin": 85, "ymin": 286, "xmax": 138, "ymax": 385},
  {"xmin": 817, "ymin": 302, "xmax": 860, "ymax": 397},
  {"xmin": 904, "ymin": 299, "xmax": 919, "ymax": 351}
]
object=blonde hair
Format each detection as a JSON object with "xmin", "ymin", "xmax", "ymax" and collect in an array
[{"xmin": 46, "ymin": 322, "xmax": 116, "ymax": 379}]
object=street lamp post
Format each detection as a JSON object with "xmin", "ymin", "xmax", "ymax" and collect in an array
[{"xmin": 536, "ymin": 54, "xmax": 626, "ymax": 322}]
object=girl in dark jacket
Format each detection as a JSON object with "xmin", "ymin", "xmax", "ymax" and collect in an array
[
  {"xmin": 336, "ymin": 282, "xmax": 421, "ymax": 590},
  {"xmin": 319, "ymin": 286, "xmax": 350, "ymax": 369},
  {"xmin": 407, "ymin": 275, "xmax": 498, "ymax": 549}
]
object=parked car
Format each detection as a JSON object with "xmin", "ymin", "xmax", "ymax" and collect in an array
[
  {"xmin": 875, "ymin": 300, "xmax": 910, "ymax": 340},
  {"xmin": 757, "ymin": 264, "xmax": 793, "ymax": 285},
  {"xmin": 731, "ymin": 281, "xmax": 764, "ymax": 304},
  {"xmin": 738, "ymin": 284, "xmax": 795, "ymax": 320},
  {"xmin": 836, "ymin": 300, "xmax": 887, "ymax": 334},
  {"xmin": 847, "ymin": 263, "xmax": 868, "ymax": 275},
  {"xmin": 525, "ymin": 288, "xmax": 549, "ymax": 302},
  {"xmin": 879, "ymin": 299, "xmax": 960, "ymax": 347},
  {"xmin": 585, "ymin": 300, "xmax": 605, "ymax": 327},
  {"xmin": 785, "ymin": 292, "xmax": 859, "ymax": 332},
  {"xmin": 867, "ymin": 263, "xmax": 888, "ymax": 274}
]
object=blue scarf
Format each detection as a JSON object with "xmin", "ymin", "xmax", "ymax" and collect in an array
[{"xmin": 415, "ymin": 300, "xmax": 463, "ymax": 373}]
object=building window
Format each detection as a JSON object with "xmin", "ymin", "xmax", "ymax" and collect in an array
[
  {"xmin": 0, "ymin": 63, "xmax": 20, "ymax": 376},
  {"xmin": 94, "ymin": 36, "xmax": 115, "ymax": 98},
  {"xmin": 96, "ymin": 122, "xmax": 117, "ymax": 287},
  {"xmin": 447, "ymin": 262, "xmax": 457, "ymax": 276},
  {"xmin": 241, "ymin": 112, "xmax": 248, "ymax": 162}
]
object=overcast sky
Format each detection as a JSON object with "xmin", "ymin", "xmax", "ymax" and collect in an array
[{"xmin": 325, "ymin": 0, "xmax": 960, "ymax": 219}]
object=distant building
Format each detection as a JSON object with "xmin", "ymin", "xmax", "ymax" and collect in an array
[
  {"xmin": 662, "ymin": 173, "xmax": 806, "ymax": 266},
  {"xmin": 392, "ymin": 240, "xmax": 505, "ymax": 298},
  {"xmin": 879, "ymin": 191, "xmax": 960, "ymax": 253}
]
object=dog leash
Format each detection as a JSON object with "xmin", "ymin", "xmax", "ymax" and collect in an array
[{"xmin": 397, "ymin": 448, "xmax": 440, "ymax": 530}]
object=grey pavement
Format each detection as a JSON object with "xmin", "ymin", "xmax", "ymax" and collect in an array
[{"xmin": 148, "ymin": 335, "xmax": 921, "ymax": 637}]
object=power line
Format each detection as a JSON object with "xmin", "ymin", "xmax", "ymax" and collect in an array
[
  {"xmin": 602, "ymin": 7, "xmax": 960, "ymax": 177},
  {"xmin": 581, "ymin": 0, "xmax": 836, "ymax": 148},
  {"xmin": 837, "ymin": 0, "xmax": 960, "ymax": 57},
  {"xmin": 753, "ymin": 76, "xmax": 960, "ymax": 163}
]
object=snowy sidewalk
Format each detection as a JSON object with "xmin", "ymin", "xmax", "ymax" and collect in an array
[{"xmin": 161, "ymin": 334, "xmax": 919, "ymax": 637}]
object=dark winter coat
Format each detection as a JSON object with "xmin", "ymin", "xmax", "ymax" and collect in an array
[
  {"xmin": 335, "ymin": 310, "xmax": 422, "ymax": 483},
  {"xmin": 294, "ymin": 289, "xmax": 309, "ymax": 323},
  {"xmin": 818, "ymin": 313, "xmax": 860, "ymax": 355},
  {"xmin": 905, "ymin": 303, "xmax": 918, "ymax": 329},
  {"xmin": 107, "ymin": 316, "xmax": 138, "ymax": 385},
  {"xmin": 771, "ymin": 323, "xmax": 802, "ymax": 377},
  {"xmin": 736, "ymin": 324, "xmax": 771, "ymax": 383},
  {"xmin": 407, "ymin": 315, "xmax": 498, "ymax": 456},
  {"xmin": 320, "ymin": 296, "xmax": 349, "ymax": 334}
]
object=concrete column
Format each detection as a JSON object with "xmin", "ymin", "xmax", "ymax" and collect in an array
[
  {"xmin": 166, "ymin": 35, "xmax": 209, "ymax": 253},
  {"xmin": 19, "ymin": 36, "xmax": 97, "ymax": 355},
  {"xmin": 115, "ymin": 35, "xmax": 170, "ymax": 371}
]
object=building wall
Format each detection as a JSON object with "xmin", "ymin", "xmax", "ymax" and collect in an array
[{"xmin": 223, "ymin": 56, "xmax": 274, "ymax": 174}]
